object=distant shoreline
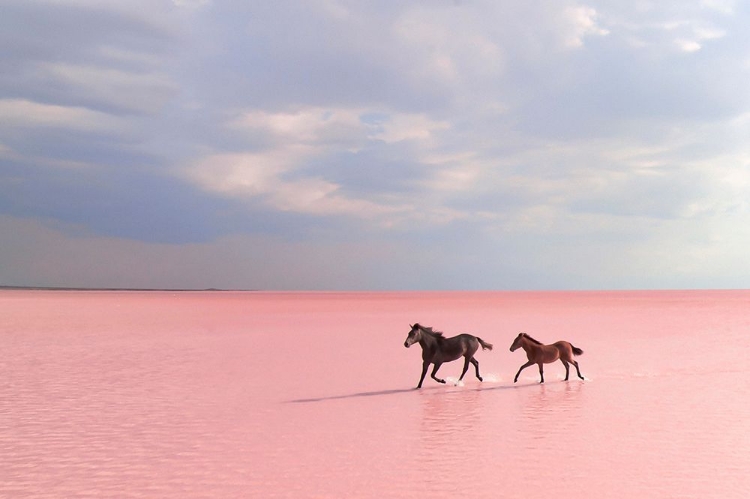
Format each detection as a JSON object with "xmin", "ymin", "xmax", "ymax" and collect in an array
[
  {"xmin": 0, "ymin": 285, "xmax": 232, "ymax": 292},
  {"xmin": 1, "ymin": 286, "xmax": 747, "ymax": 293}
]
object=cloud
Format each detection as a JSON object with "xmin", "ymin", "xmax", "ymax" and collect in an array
[
  {"xmin": 700, "ymin": 0, "xmax": 735, "ymax": 14},
  {"xmin": 29, "ymin": 62, "xmax": 176, "ymax": 115},
  {"xmin": 172, "ymin": 0, "xmax": 211, "ymax": 8},
  {"xmin": 675, "ymin": 39, "xmax": 703, "ymax": 52},
  {"xmin": 563, "ymin": 6, "xmax": 610, "ymax": 48},
  {"xmin": 0, "ymin": 98, "xmax": 123, "ymax": 131},
  {"xmin": 0, "ymin": 0, "xmax": 178, "ymax": 118},
  {"xmin": 229, "ymin": 107, "xmax": 449, "ymax": 147},
  {"xmin": 371, "ymin": 113, "xmax": 450, "ymax": 144},
  {"xmin": 3, "ymin": 0, "xmax": 750, "ymax": 289},
  {"xmin": 183, "ymin": 106, "xmax": 455, "ymax": 224},
  {"xmin": 185, "ymin": 150, "xmax": 417, "ymax": 224}
]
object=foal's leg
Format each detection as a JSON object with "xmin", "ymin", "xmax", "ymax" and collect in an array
[
  {"xmin": 538, "ymin": 363, "xmax": 545, "ymax": 383},
  {"xmin": 572, "ymin": 360, "xmax": 584, "ymax": 380},
  {"xmin": 514, "ymin": 360, "xmax": 535, "ymax": 383},
  {"xmin": 561, "ymin": 359, "xmax": 570, "ymax": 381},
  {"xmin": 417, "ymin": 360, "xmax": 429, "ymax": 388},
  {"xmin": 431, "ymin": 363, "xmax": 446, "ymax": 384},
  {"xmin": 470, "ymin": 357, "xmax": 483, "ymax": 382}
]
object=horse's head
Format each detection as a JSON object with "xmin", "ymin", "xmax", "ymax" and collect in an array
[
  {"xmin": 404, "ymin": 323, "xmax": 422, "ymax": 348},
  {"xmin": 510, "ymin": 333, "xmax": 525, "ymax": 352}
]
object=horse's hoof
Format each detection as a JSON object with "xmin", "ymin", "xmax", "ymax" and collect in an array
[{"xmin": 478, "ymin": 377, "xmax": 483, "ymax": 382}]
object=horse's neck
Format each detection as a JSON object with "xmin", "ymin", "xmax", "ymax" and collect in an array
[{"xmin": 419, "ymin": 331, "xmax": 439, "ymax": 349}]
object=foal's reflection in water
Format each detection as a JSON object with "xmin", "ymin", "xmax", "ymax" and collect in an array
[{"xmin": 404, "ymin": 323, "xmax": 493, "ymax": 389}]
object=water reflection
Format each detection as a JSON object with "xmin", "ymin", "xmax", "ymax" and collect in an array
[
  {"xmin": 522, "ymin": 382, "xmax": 583, "ymax": 416},
  {"xmin": 518, "ymin": 382, "xmax": 585, "ymax": 451},
  {"xmin": 419, "ymin": 389, "xmax": 483, "ymax": 449},
  {"xmin": 5, "ymin": 290, "xmax": 750, "ymax": 498},
  {"xmin": 412, "ymin": 388, "xmax": 488, "ymax": 494}
]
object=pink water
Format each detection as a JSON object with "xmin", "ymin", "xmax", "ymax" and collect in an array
[{"xmin": 1, "ymin": 290, "xmax": 749, "ymax": 497}]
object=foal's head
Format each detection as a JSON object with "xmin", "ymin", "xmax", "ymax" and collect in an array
[
  {"xmin": 404, "ymin": 323, "xmax": 423, "ymax": 348},
  {"xmin": 509, "ymin": 332, "xmax": 526, "ymax": 352}
]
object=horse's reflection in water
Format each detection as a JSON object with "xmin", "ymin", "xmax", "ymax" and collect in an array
[
  {"xmin": 404, "ymin": 323, "xmax": 493, "ymax": 389},
  {"xmin": 419, "ymin": 388, "xmax": 483, "ymax": 454}
]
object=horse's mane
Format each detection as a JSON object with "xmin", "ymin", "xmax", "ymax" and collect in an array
[
  {"xmin": 522, "ymin": 332, "xmax": 543, "ymax": 345},
  {"xmin": 415, "ymin": 323, "xmax": 445, "ymax": 340}
]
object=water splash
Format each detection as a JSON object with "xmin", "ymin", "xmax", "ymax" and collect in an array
[{"xmin": 445, "ymin": 377, "xmax": 464, "ymax": 387}]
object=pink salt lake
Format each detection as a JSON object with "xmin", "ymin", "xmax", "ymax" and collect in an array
[{"xmin": 1, "ymin": 290, "xmax": 749, "ymax": 498}]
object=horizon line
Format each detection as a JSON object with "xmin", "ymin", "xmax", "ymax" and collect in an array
[{"xmin": 2, "ymin": 285, "xmax": 748, "ymax": 293}]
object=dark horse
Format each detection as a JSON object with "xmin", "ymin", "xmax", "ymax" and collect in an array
[
  {"xmin": 509, "ymin": 332, "xmax": 584, "ymax": 383},
  {"xmin": 404, "ymin": 323, "xmax": 493, "ymax": 388}
]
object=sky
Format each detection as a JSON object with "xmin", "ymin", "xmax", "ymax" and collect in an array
[{"xmin": 1, "ymin": 0, "xmax": 750, "ymax": 290}]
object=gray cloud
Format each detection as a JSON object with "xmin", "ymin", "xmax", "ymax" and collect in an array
[{"xmin": 0, "ymin": 1, "xmax": 176, "ymax": 115}]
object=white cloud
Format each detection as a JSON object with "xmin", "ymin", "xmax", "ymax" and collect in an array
[
  {"xmin": 676, "ymin": 39, "xmax": 703, "ymax": 52},
  {"xmin": 183, "ymin": 106, "xmax": 469, "ymax": 227},
  {"xmin": 231, "ymin": 108, "xmax": 366, "ymax": 148},
  {"xmin": 563, "ymin": 6, "xmax": 610, "ymax": 48},
  {"xmin": 674, "ymin": 22, "xmax": 726, "ymax": 52},
  {"xmin": 186, "ymin": 106, "xmax": 456, "ymax": 222},
  {"xmin": 694, "ymin": 27, "xmax": 726, "ymax": 40},
  {"xmin": 172, "ymin": 0, "xmax": 210, "ymax": 8},
  {"xmin": 186, "ymin": 150, "xmax": 302, "ymax": 196},
  {"xmin": 370, "ymin": 113, "xmax": 450, "ymax": 144},
  {"xmin": 231, "ymin": 107, "xmax": 448, "ymax": 148},
  {"xmin": 700, "ymin": 0, "xmax": 735, "ymax": 14},
  {"xmin": 185, "ymin": 149, "xmax": 414, "ymax": 223}
]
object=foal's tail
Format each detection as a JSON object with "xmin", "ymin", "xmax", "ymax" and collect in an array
[
  {"xmin": 571, "ymin": 344, "xmax": 584, "ymax": 356},
  {"xmin": 477, "ymin": 337, "xmax": 493, "ymax": 351}
]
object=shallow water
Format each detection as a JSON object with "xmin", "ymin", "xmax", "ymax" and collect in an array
[{"xmin": 1, "ymin": 290, "xmax": 749, "ymax": 497}]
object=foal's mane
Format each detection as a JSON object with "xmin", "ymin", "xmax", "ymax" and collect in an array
[
  {"xmin": 522, "ymin": 332, "xmax": 543, "ymax": 345},
  {"xmin": 415, "ymin": 323, "xmax": 445, "ymax": 339}
]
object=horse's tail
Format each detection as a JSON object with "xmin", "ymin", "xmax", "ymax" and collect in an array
[
  {"xmin": 477, "ymin": 337, "xmax": 493, "ymax": 351},
  {"xmin": 571, "ymin": 344, "xmax": 583, "ymax": 356}
]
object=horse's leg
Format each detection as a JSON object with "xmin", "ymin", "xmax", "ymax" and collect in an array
[
  {"xmin": 459, "ymin": 356, "xmax": 471, "ymax": 381},
  {"xmin": 417, "ymin": 360, "xmax": 429, "ymax": 388},
  {"xmin": 514, "ymin": 360, "xmax": 535, "ymax": 383},
  {"xmin": 431, "ymin": 363, "xmax": 446, "ymax": 384},
  {"xmin": 538, "ymin": 362, "xmax": 544, "ymax": 383},
  {"xmin": 561, "ymin": 359, "xmax": 570, "ymax": 381},
  {"xmin": 470, "ymin": 357, "xmax": 483, "ymax": 382}
]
